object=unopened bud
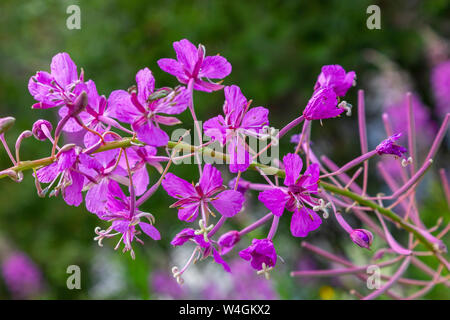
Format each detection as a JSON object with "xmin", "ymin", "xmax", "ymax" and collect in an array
[
  {"xmin": 350, "ymin": 229, "xmax": 373, "ymax": 250},
  {"xmin": 0, "ymin": 117, "xmax": 15, "ymax": 134},
  {"xmin": 32, "ymin": 119, "xmax": 53, "ymax": 141},
  {"xmin": 218, "ymin": 230, "xmax": 241, "ymax": 255}
]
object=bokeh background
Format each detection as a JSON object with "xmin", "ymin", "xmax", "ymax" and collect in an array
[{"xmin": 0, "ymin": 0, "xmax": 449, "ymax": 299}]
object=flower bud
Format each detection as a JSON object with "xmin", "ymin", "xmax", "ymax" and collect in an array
[
  {"xmin": 350, "ymin": 229, "xmax": 373, "ymax": 250},
  {"xmin": 71, "ymin": 91, "xmax": 88, "ymax": 116},
  {"xmin": 218, "ymin": 230, "xmax": 240, "ymax": 255},
  {"xmin": 32, "ymin": 120, "xmax": 53, "ymax": 141},
  {"xmin": 0, "ymin": 117, "xmax": 15, "ymax": 135}
]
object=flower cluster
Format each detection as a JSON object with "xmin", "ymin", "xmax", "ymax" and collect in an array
[{"xmin": 0, "ymin": 39, "xmax": 449, "ymax": 300}]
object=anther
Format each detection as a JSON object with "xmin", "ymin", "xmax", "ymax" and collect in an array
[
  {"xmin": 338, "ymin": 101, "xmax": 352, "ymax": 116},
  {"xmin": 401, "ymin": 156, "xmax": 413, "ymax": 167}
]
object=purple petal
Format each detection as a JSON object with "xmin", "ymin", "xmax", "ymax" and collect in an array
[
  {"xmin": 154, "ymin": 87, "xmax": 190, "ymax": 115},
  {"xmin": 134, "ymin": 121, "xmax": 169, "ymax": 147},
  {"xmin": 107, "ymin": 90, "xmax": 140, "ymax": 124},
  {"xmin": 223, "ymin": 85, "xmax": 246, "ymax": 125},
  {"xmin": 50, "ymin": 52, "xmax": 78, "ymax": 87},
  {"xmin": 136, "ymin": 68, "xmax": 155, "ymax": 106},
  {"xmin": 203, "ymin": 115, "xmax": 227, "ymax": 144},
  {"xmin": 200, "ymin": 55, "xmax": 232, "ymax": 79},
  {"xmin": 258, "ymin": 188, "xmax": 288, "ymax": 217},
  {"xmin": 212, "ymin": 248, "xmax": 231, "ymax": 273},
  {"xmin": 303, "ymin": 87, "xmax": 342, "ymax": 120},
  {"xmin": 290, "ymin": 207, "xmax": 322, "ymax": 237},
  {"xmin": 57, "ymin": 149, "xmax": 77, "ymax": 171},
  {"xmin": 171, "ymin": 228, "xmax": 195, "ymax": 246},
  {"xmin": 139, "ymin": 222, "xmax": 161, "ymax": 240},
  {"xmin": 153, "ymin": 115, "xmax": 181, "ymax": 126},
  {"xmin": 227, "ymin": 136, "xmax": 251, "ymax": 173},
  {"xmin": 199, "ymin": 164, "xmax": 223, "ymax": 195},
  {"xmin": 85, "ymin": 179, "xmax": 110, "ymax": 215},
  {"xmin": 241, "ymin": 106, "xmax": 269, "ymax": 131},
  {"xmin": 132, "ymin": 166, "xmax": 149, "ymax": 196},
  {"xmin": 36, "ymin": 162, "xmax": 59, "ymax": 183},
  {"xmin": 210, "ymin": 190, "xmax": 244, "ymax": 218},
  {"xmin": 283, "ymin": 153, "xmax": 303, "ymax": 186},
  {"xmin": 177, "ymin": 203, "xmax": 200, "ymax": 222},
  {"xmin": 173, "ymin": 39, "xmax": 198, "ymax": 73},
  {"xmin": 157, "ymin": 58, "xmax": 185, "ymax": 79},
  {"xmin": 162, "ymin": 173, "xmax": 196, "ymax": 199},
  {"xmin": 301, "ymin": 163, "xmax": 320, "ymax": 193},
  {"xmin": 62, "ymin": 171, "xmax": 84, "ymax": 206}
]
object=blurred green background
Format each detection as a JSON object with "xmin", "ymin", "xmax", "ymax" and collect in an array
[{"xmin": 0, "ymin": 0, "xmax": 448, "ymax": 299}]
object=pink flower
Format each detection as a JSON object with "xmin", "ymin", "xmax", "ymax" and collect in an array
[
  {"xmin": 303, "ymin": 87, "xmax": 342, "ymax": 120},
  {"xmin": 171, "ymin": 228, "xmax": 231, "ymax": 272},
  {"xmin": 94, "ymin": 182, "xmax": 160, "ymax": 259},
  {"xmin": 162, "ymin": 164, "xmax": 244, "ymax": 222},
  {"xmin": 303, "ymin": 64, "xmax": 355, "ymax": 121},
  {"xmin": 80, "ymin": 148, "xmax": 127, "ymax": 215},
  {"xmin": 314, "ymin": 64, "xmax": 356, "ymax": 97},
  {"xmin": 158, "ymin": 39, "xmax": 232, "ymax": 92},
  {"xmin": 28, "ymin": 52, "xmax": 86, "ymax": 109},
  {"xmin": 258, "ymin": 153, "xmax": 322, "ymax": 237},
  {"xmin": 35, "ymin": 146, "xmax": 86, "ymax": 206},
  {"xmin": 108, "ymin": 68, "xmax": 189, "ymax": 147},
  {"xmin": 119, "ymin": 146, "xmax": 164, "ymax": 196},
  {"xmin": 204, "ymin": 85, "xmax": 269, "ymax": 172},
  {"xmin": 376, "ymin": 133, "xmax": 407, "ymax": 157},
  {"xmin": 239, "ymin": 238, "xmax": 277, "ymax": 271},
  {"xmin": 2, "ymin": 252, "xmax": 43, "ymax": 299}
]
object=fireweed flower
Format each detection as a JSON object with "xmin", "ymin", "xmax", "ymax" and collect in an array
[
  {"xmin": 157, "ymin": 38, "xmax": 232, "ymax": 92},
  {"xmin": 431, "ymin": 60, "xmax": 450, "ymax": 118},
  {"xmin": 204, "ymin": 85, "xmax": 270, "ymax": 172},
  {"xmin": 258, "ymin": 153, "xmax": 322, "ymax": 237},
  {"xmin": 35, "ymin": 146, "xmax": 86, "ymax": 206},
  {"xmin": 108, "ymin": 67, "xmax": 189, "ymax": 147},
  {"xmin": 303, "ymin": 86, "xmax": 343, "ymax": 120},
  {"xmin": 171, "ymin": 228, "xmax": 231, "ymax": 272},
  {"xmin": 1, "ymin": 252, "xmax": 43, "ymax": 299},
  {"xmin": 376, "ymin": 133, "xmax": 407, "ymax": 158},
  {"xmin": 314, "ymin": 64, "xmax": 356, "ymax": 97},
  {"xmin": 58, "ymin": 79, "xmax": 117, "ymax": 141},
  {"xmin": 119, "ymin": 145, "xmax": 164, "ymax": 196},
  {"xmin": 28, "ymin": 52, "xmax": 86, "ymax": 110},
  {"xmin": 239, "ymin": 238, "xmax": 277, "ymax": 271},
  {"xmin": 303, "ymin": 64, "xmax": 355, "ymax": 121},
  {"xmin": 162, "ymin": 164, "xmax": 245, "ymax": 222},
  {"xmin": 80, "ymin": 149, "xmax": 128, "ymax": 215},
  {"xmin": 94, "ymin": 182, "xmax": 160, "ymax": 259}
]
